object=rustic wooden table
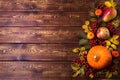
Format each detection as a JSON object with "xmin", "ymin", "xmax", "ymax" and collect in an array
[{"xmin": 0, "ymin": 0, "xmax": 119, "ymax": 80}]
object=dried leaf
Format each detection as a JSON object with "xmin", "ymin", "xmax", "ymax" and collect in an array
[
  {"xmin": 89, "ymin": 74, "xmax": 94, "ymax": 78},
  {"xmin": 106, "ymin": 71, "xmax": 113, "ymax": 79},
  {"xmin": 112, "ymin": 71, "xmax": 118, "ymax": 75},
  {"xmin": 71, "ymin": 66, "xmax": 79, "ymax": 71},
  {"xmin": 80, "ymin": 66, "xmax": 85, "ymax": 76},
  {"xmin": 72, "ymin": 70, "xmax": 80, "ymax": 77},
  {"xmin": 71, "ymin": 64, "xmax": 80, "ymax": 71}
]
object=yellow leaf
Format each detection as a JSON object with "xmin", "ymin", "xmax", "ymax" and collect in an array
[
  {"xmin": 108, "ymin": 47, "xmax": 113, "ymax": 51},
  {"xmin": 82, "ymin": 25, "xmax": 88, "ymax": 29},
  {"xmin": 113, "ymin": 35, "xmax": 119, "ymax": 39},
  {"xmin": 109, "ymin": 38, "xmax": 114, "ymax": 42},
  {"xmin": 105, "ymin": 1, "xmax": 112, "ymax": 7},
  {"xmin": 111, "ymin": 44, "xmax": 117, "ymax": 49},
  {"xmin": 110, "ymin": 0, "xmax": 116, "ymax": 8},
  {"xmin": 72, "ymin": 48, "xmax": 80, "ymax": 53},
  {"xmin": 105, "ymin": 40, "xmax": 111, "ymax": 46},
  {"xmin": 112, "ymin": 40, "xmax": 119, "ymax": 45},
  {"xmin": 85, "ymin": 20, "xmax": 90, "ymax": 26},
  {"xmin": 84, "ymin": 28, "xmax": 90, "ymax": 33}
]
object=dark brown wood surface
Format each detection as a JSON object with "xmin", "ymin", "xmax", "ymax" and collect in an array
[{"xmin": 0, "ymin": 0, "xmax": 119, "ymax": 80}]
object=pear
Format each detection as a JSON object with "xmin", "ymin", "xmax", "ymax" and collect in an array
[{"xmin": 102, "ymin": 8, "xmax": 117, "ymax": 22}]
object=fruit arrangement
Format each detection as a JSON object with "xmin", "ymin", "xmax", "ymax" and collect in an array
[{"xmin": 71, "ymin": 0, "xmax": 120, "ymax": 79}]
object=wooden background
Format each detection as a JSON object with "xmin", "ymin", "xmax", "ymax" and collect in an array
[{"xmin": 0, "ymin": 0, "xmax": 119, "ymax": 80}]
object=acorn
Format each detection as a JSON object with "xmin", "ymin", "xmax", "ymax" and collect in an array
[{"xmin": 97, "ymin": 27, "xmax": 110, "ymax": 39}]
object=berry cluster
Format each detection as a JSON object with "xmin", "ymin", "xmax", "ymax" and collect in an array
[
  {"xmin": 91, "ymin": 21, "xmax": 100, "ymax": 33},
  {"xmin": 73, "ymin": 53, "xmax": 87, "ymax": 65},
  {"xmin": 89, "ymin": 38, "xmax": 105, "ymax": 47},
  {"xmin": 106, "ymin": 22, "xmax": 120, "ymax": 35},
  {"xmin": 73, "ymin": 52, "xmax": 95, "ymax": 77},
  {"xmin": 108, "ymin": 65, "xmax": 116, "ymax": 72},
  {"xmin": 106, "ymin": 23, "xmax": 116, "ymax": 34}
]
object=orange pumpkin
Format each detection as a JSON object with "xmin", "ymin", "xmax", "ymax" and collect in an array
[{"xmin": 87, "ymin": 45, "xmax": 112, "ymax": 69}]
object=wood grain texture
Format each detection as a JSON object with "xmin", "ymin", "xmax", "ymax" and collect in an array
[
  {"xmin": 0, "ymin": 0, "xmax": 94, "ymax": 12},
  {"xmin": 0, "ymin": 12, "xmax": 89, "ymax": 26},
  {"xmin": 2, "ymin": 0, "xmax": 118, "ymax": 12},
  {"xmin": 0, "ymin": 62, "xmax": 119, "ymax": 80},
  {"xmin": 0, "ymin": 62, "xmax": 74, "ymax": 80},
  {"xmin": 0, "ymin": 44, "xmax": 78, "ymax": 61},
  {"xmin": 0, "ymin": 0, "xmax": 119, "ymax": 79},
  {"xmin": 0, "ymin": 27, "xmax": 81, "ymax": 43}
]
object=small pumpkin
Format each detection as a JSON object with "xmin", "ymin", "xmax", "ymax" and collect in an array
[{"xmin": 87, "ymin": 45, "xmax": 112, "ymax": 69}]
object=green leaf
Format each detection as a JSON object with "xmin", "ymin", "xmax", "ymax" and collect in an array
[
  {"xmin": 106, "ymin": 71, "xmax": 113, "ymax": 79},
  {"xmin": 79, "ymin": 39, "xmax": 89, "ymax": 45},
  {"xmin": 84, "ymin": 44, "xmax": 90, "ymax": 50},
  {"xmin": 80, "ymin": 47, "xmax": 86, "ymax": 51},
  {"xmin": 97, "ymin": 17, "xmax": 102, "ymax": 22},
  {"xmin": 80, "ymin": 66, "xmax": 85, "ymax": 76},
  {"xmin": 79, "ymin": 31, "xmax": 87, "ymax": 38},
  {"xmin": 100, "ymin": 22, "xmax": 107, "ymax": 27}
]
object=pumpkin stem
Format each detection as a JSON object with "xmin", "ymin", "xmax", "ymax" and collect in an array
[{"xmin": 94, "ymin": 55, "xmax": 99, "ymax": 61}]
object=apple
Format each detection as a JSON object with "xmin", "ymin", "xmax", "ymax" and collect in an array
[
  {"xmin": 102, "ymin": 8, "xmax": 117, "ymax": 22},
  {"xmin": 97, "ymin": 27, "xmax": 110, "ymax": 39}
]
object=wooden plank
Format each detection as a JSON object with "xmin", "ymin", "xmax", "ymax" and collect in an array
[
  {"xmin": 0, "ymin": 61, "xmax": 119, "ymax": 80},
  {"xmin": 0, "ymin": 0, "xmax": 97, "ymax": 12},
  {"xmin": 0, "ymin": 11, "xmax": 89, "ymax": 26},
  {"xmin": 0, "ymin": 62, "xmax": 74, "ymax": 80},
  {"xmin": 1, "ymin": 0, "xmax": 116, "ymax": 12},
  {"xmin": 0, "ymin": 27, "xmax": 81, "ymax": 43},
  {"xmin": 0, "ymin": 44, "xmax": 78, "ymax": 61},
  {"xmin": 0, "ymin": 0, "xmax": 117, "ymax": 12}
]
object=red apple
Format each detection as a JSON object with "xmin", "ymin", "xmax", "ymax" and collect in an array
[
  {"xmin": 102, "ymin": 8, "xmax": 117, "ymax": 22},
  {"xmin": 97, "ymin": 27, "xmax": 110, "ymax": 39}
]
